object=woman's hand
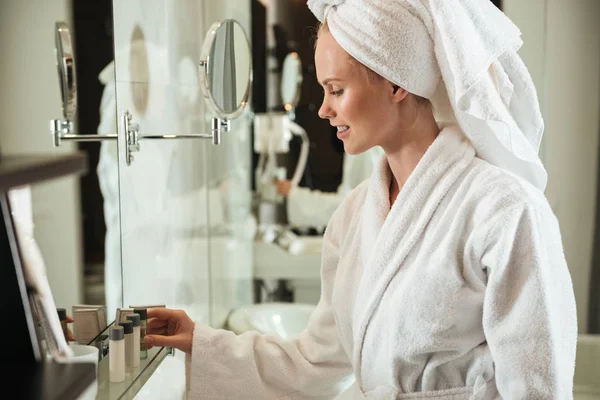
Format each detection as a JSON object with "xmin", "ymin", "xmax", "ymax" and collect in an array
[
  {"xmin": 274, "ymin": 179, "xmax": 292, "ymax": 196},
  {"xmin": 144, "ymin": 308, "xmax": 195, "ymax": 354}
]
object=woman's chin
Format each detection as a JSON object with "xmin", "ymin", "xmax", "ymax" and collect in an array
[{"xmin": 343, "ymin": 141, "xmax": 365, "ymax": 155}]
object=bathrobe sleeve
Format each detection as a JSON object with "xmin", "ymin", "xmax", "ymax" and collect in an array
[
  {"xmin": 287, "ymin": 149, "xmax": 375, "ymax": 230},
  {"xmin": 480, "ymin": 200, "xmax": 577, "ymax": 398},
  {"xmin": 186, "ymin": 211, "xmax": 354, "ymax": 399},
  {"xmin": 287, "ymin": 185, "xmax": 347, "ymax": 230}
]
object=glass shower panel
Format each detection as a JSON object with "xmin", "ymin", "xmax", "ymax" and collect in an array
[
  {"xmin": 202, "ymin": 1, "xmax": 254, "ymax": 328},
  {"xmin": 113, "ymin": 0, "xmax": 211, "ymax": 323},
  {"xmin": 95, "ymin": 8, "xmax": 121, "ymax": 323},
  {"xmin": 205, "ymin": 112, "xmax": 254, "ymax": 328}
]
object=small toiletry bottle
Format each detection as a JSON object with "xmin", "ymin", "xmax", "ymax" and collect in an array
[
  {"xmin": 134, "ymin": 308, "xmax": 148, "ymax": 359},
  {"xmin": 109, "ymin": 326, "xmax": 125, "ymax": 383},
  {"xmin": 94, "ymin": 334, "xmax": 109, "ymax": 361},
  {"xmin": 126, "ymin": 313, "xmax": 141, "ymax": 367},
  {"xmin": 119, "ymin": 320, "xmax": 134, "ymax": 374},
  {"xmin": 57, "ymin": 308, "xmax": 69, "ymax": 341}
]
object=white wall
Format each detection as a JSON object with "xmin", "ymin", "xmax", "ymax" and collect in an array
[
  {"xmin": 504, "ymin": 0, "xmax": 600, "ymax": 333},
  {"xmin": 0, "ymin": 1, "xmax": 84, "ymax": 310}
]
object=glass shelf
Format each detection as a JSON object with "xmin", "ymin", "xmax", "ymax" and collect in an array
[
  {"xmin": 85, "ymin": 321, "xmax": 172, "ymax": 400},
  {"xmin": 96, "ymin": 345, "xmax": 171, "ymax": 400}
]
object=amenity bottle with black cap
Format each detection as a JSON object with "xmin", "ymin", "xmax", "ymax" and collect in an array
[
  {"xmin": 134, "ymin": 308, "xmax": 148, "ymax": 359},
  {"xmin": 57, "ymin": 308, "xmax": 69, "ymax": 341},
  {"xmin": 119, "ymin": 320, "xmax": 134, "ymax": 374},
  {"xmin": 109, "ymin": 325, "xmax": 125, "ymax": 383},
  {"xmin": 126, "ymin": 313, "xmax": 141, "ymax": 367}
]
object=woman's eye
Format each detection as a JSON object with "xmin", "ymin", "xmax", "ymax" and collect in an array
[{"xmin": 330, "ymin": 89, "xmax": 344, "ymax": 96}]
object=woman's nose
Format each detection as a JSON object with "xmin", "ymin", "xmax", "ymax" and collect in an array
[{"xmin": 318, "ymin": 101, "xmax": 334, "ymax": 120}]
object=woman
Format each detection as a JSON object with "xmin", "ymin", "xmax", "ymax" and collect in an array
[{"xmin": 144, "ymin": 0, "xmax": 577, "ymax": 398}]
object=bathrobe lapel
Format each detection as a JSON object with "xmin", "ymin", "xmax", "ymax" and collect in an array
[{"xmin": 352, "ymin": 126, "xmax": 476, "ymax": 384}]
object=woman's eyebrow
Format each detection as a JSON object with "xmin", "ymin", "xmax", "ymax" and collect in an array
[{"xmin": 320, "ymin": 78, "xmax": 342, "ymax": 86}]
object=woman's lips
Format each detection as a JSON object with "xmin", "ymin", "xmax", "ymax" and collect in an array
[{"xmin": 337, "ymin": 127, "xmax": 350, "ymax": 140}]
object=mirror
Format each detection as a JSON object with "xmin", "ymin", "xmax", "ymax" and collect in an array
[
  {"xmin": 199, "ymin": 19, "xmax": 252, "ymax": 119},
  {"xmin": 129, "ymin": 24, "xmax": 150, "ymax": 117},
  {"xmin": 281, "ymin": 52, "xmax": 303, "ymax": 110},
  {"xmin": 54, "ymin": 22, "xmax": 77, "ymax": 120}
]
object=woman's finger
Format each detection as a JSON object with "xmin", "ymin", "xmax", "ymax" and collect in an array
[
  {"xmin": 147, "ymin": 307, "xmax": 178, "ymax": 320},
  {"xmin": 145, "ymin": 333, "xmax": 191, "ymax": 354},
  {"xmin": 148, "ymin": 318, "xmax": 168, "ymax": 329},
  {"xmin": 147, "ymin": 326, "xmax": 167, "ymax": 335}
]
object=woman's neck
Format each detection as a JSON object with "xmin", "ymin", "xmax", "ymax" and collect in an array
[{"xmin": 384, "ymin": 113, "xmax": 440, "ymax": 206}]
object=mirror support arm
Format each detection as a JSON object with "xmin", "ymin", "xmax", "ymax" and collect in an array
[
  {"xmin": 50, "ymin": 118, "xmax": 117, "ymax": 146},
  {"xmin": 136, "ymin": 118, "xmax": 229, "ymax": 143},
  {"xmin": 50, "ymin": 111, "xmax": 230, "ymax": 166},
  {"xmin": 61, "ymin": 134, "xmax": 119, "ymax": 142},
  {"xmin": 122, "ymin": 111, "xmax": 231, "ymax": 165}
]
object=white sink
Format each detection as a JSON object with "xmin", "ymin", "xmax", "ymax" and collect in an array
[{"xmin": 227, "ymin": 302, "xmax": 316, "ymax": 339}]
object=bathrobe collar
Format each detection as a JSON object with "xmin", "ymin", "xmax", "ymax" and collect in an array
[{"xmin": 353, "ymin": 124, "xmax": 476, "ymax": 383}]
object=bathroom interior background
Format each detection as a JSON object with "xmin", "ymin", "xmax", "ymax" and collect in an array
[{"xmin": 0, "ymin": 0, "xmax": 599, "ymax": 382}]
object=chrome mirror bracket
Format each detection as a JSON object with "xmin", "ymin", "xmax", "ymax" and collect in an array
[
  {"xmin": 49, "ymin": 119, "xmax": 73, "ymax": 147},
  {"xmin": 123, "ymin": 111, "xmax": 231, "ymax": 165},
  {"xmin": 212, "ymin": 117, "xmax": 231, "ymax": 145},
  {"xmin": 123, "ymin": 110, "xmax": 140, "ymax": 166}
]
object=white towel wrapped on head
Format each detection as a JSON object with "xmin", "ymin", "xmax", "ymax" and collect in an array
[{"xmin": 308, "ymin": 0, "xmax": 547, "ymax": 191}]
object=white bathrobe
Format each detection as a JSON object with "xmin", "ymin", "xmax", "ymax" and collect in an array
[{"xmin": 187, "ymin": 125, "xmax": 577, "ymax": 399}]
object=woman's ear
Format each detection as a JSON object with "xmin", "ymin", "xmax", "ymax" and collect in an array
[{"xmin": 391, "ymin": 85, "xmax": 409, "ymax": 103}]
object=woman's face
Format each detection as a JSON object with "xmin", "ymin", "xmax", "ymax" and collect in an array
[{"xmin": 315, "ymin": 30, "xmax": 402, "ymax": 154}]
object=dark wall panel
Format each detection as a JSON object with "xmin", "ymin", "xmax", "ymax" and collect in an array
[{"xmin": 72, "ymin": 0, "xmax": 114, "ymax": 265}]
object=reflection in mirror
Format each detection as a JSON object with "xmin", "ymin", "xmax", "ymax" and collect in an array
[
  {"xmin": 281, "ymin": 52, "xmax": 302, "ymax": 111},
  {"xmin": 200, "ymin": 19, "xmax": 252, "ymax": 119},
  {"xmin": 129, "ymin": 24, "xmax": 149, "ymax": 117},
  {"xmin": 55, "ymin": 21, "xmax": 77, "ymax": 121}
]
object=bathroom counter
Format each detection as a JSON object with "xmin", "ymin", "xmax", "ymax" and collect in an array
[{"xmin": 253, "ymin": 237, "xmax": 322, "ymax": 280}]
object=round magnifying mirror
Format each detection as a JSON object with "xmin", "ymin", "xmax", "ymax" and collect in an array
[
  {"xmin": 55, "ymin": 22, "xmax": 77, "ymax": 120},
  {"xmin": 281, "ymin": 52, "xmax": 303, "ymax": 110},
  {"xmin": 199, "ymin": 19, "xmax": 252, "ymax": 119}
]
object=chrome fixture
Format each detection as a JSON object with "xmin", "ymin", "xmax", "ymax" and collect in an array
[{"xmin": 49, "ymin": 19, "xmax": 252, "ymax": 165}]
